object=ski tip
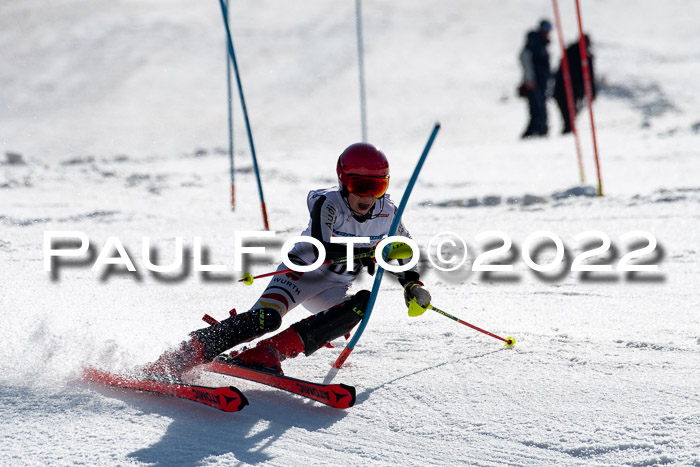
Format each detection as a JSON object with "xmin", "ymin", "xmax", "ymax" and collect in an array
[
  {"xmin": 82, "ymin": 366, "xmax": 117, "ymax": 385},
  {"xmin": 340, "ymin": 383, "xmax": 357, "ymax": 408},
  {"xmin": 82, "ymin": 366, "xmax": 95, "ymax": 380},
  {"xmin": 226, "ymin": 386, "xmax": 249, "ymax": 411}
]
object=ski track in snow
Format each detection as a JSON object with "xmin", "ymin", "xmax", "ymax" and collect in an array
[{"xmin": 1, "ymin": 0, "xmax": 700, "ymax": 465}]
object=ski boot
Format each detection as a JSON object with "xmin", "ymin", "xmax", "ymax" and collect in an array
[
  {"xmin": 230, "ymin": 327, "xmax": 305, "ymax": 375},
  {"xmin": 138, "ymin": 336, "xmax": 207, "ymax": 381},
  {"xmin": 140, "ymin": 307, "xmax": 282, "ymax": 380}
]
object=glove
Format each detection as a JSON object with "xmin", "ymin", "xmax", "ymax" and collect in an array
[
  {"xmin": 403, "ymin": 280, "xmax": 431, "ymax": 308},
  {"xmin": 357, "ymin": 248, "xmax": 375, "ymax": 276}
]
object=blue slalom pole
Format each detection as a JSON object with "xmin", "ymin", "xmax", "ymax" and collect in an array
[
  {"xmin": 331, "ymin": 122, "xmax": 441, "ymax": 371},
  {"xmin": 224, "ymin": 0, "xmax": 235, "ymax": 210},
  {"xmin": 218, "ymin": 0, "xmax": 270, "ymax": 229}
]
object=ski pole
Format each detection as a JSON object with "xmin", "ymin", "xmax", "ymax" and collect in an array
[
  {"xmin": 239, "ymin": 241, "xmax": 413, "ymax": 285},
  {"xmin": 408, "ymin": 299, "xmax": 516, "ymax": 348}
]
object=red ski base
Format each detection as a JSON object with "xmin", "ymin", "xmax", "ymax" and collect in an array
[
  {"xmin": 204, "ymin": 360, "xmax": 356, "ymax": 409},
  {"xmin": 83, "ymin": 367, "xmax": 248, "ymax": 413}
]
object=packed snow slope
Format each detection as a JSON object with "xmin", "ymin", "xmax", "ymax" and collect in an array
[{"xmin": 1, "ymin": 0, "xmax": 699, "ymax": 465}]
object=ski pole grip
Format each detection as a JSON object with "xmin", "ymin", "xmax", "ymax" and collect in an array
[
  {"xmin": 387, "ymin": 242, "xmax": 413, "ymax": 260},
  {"xmin": 407, "ymin": 298, "xmax": 428, "ymax": 317}
]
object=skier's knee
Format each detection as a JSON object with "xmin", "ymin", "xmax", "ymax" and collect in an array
[
  {"xmin": 292, "ymin": 291, "xmax": 370, "ymax": 356},
  {"xmin": 351, "ymin": 290, "xmax": 371, "ymax": 310},
  {"xmin": 257, "ymin": 307, "xmax": 282, "ymax": 333},
  {"xmin": 193, "ymin": 307, "xmax": 282, "ymax": 360}
]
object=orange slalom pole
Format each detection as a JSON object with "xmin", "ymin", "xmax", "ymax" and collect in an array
[
  {"xmin": 260, "ymin": 201, "xmax": 270, "ymax": 231},
  {"xmin": 552, "ymin": 0, "xmax": 585, "ymax": 183},
  {"xmin": 574, "ymin": 0, "xmax": 604, "ymax": 196}
]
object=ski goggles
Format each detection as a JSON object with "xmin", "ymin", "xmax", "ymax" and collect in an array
[{"xmin": 346, "ymin": 174, "xmax": 390, "ymax": 198}]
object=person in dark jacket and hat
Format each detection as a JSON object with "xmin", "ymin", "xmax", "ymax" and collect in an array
[{"xmin": 519, "ymin": 20, "xmax": 552, "ymax": 138}]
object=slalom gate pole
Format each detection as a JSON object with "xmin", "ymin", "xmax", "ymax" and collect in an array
[
  {"xmin": 218, "ymin": 0, "xmax": 271, "ymax": 228},
  {"xmin": 551, "ymin": 0, "xmax": 585, "ymax": 183},
  {"xmin": 355, "ymin": 0, "xmax": 368, "ymax": 142},
  {"xmin": 574, "ymin": 0, "xmax": 604, "ymax": 196},
  {"xmin": 224, "ymin": 0, "xmax": 235, "ymax": 209},
  {"xmin": 331, "ymin": 122, "xmax": 441, "ymax": 372},
  {"xmin": 408, "ymin": 300, "xmax": 515, "ymax": 348}
]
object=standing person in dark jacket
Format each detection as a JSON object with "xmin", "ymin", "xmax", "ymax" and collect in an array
[
  {"xmin": 553, "ymin": 35, "xmax": 596, "ymax": 134},
  {"xmin": 519, "ymin": 20, "xmax": 552, "ymax": 138}
]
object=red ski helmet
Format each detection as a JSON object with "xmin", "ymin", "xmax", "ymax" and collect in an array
[{"xmin": 336, "ymin": 143, "xmax": 390, "ymax": 199}]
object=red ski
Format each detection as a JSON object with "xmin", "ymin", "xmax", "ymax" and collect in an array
[
  {"xmin": 83, "ymin": 367, "xmax": 248, "ymax": 413},
  {"xmin": 204, "ymin": 359, "xmax": 356, "ymax": 409}
]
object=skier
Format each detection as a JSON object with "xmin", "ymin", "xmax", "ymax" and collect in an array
[{"xmin": 142, "ymin": 142, "xmax": 432, "ymax": 378}]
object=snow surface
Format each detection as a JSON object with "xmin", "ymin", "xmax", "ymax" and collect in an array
[{"xmin": 1, "ymin": 0, "xmax": 699, "ymax": 465}]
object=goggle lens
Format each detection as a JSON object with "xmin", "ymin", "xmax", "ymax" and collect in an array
[{"xmin": 346, "ymin": 175, "xmax": 389, "ymax": 198}]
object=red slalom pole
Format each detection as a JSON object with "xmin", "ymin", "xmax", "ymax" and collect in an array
[
  {"xmin": 574, "ymin": 0, "xmax": 604, "ymax": 196},
  {"xmin": 552, "ymin": 0, "xmax": 585, "ymax": 183}
]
